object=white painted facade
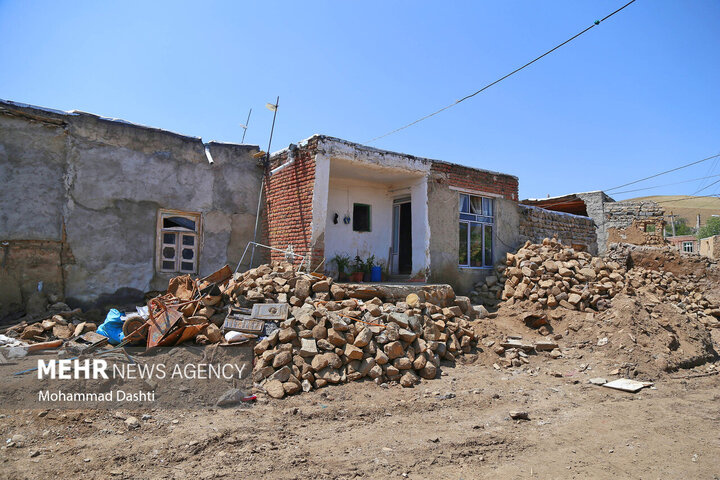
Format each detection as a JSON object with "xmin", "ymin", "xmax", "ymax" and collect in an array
[{"xmin": 310, "ymin": 137, "xmax": 432, "ymax": 277}]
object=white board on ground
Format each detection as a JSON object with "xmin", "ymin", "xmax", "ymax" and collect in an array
[{"xmin": 602, "ymin": 378, "xmax": 653, "ymax": 393}]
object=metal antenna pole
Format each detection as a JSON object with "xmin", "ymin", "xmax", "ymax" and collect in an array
[
  {"xmin": 249, "ymin": 96, "xmax": 280, "ymax": 267},
  {"xmin": 241, "ymin": 108, "xmax": 252, "ymax": 143}
]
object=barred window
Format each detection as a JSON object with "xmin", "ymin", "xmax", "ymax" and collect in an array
[{"xmin": 157, "ymin": 210, "xmax": 201, "ymax": 273}]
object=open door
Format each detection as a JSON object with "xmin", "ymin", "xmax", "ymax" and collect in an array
[{"xmin": 391, "ymin": 197, "xmax": 412, "ymax": 275}]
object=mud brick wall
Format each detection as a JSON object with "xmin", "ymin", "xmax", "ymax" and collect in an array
[
  {"xmin": 605, "ymin": 201, "xmax": 665, "ymax": 248},
  {"xmin": 265, "ymin": 138, "xmax": 322, "ymax": 268},
  {"xmin": 430, "ymin": 162, "xmax": 518, "ymax": 201},
  {"xmin": 517, "ymin": 205, "xmax": 598, "ymax": 254}
]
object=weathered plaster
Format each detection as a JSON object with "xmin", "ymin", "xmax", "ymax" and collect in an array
[{"xmin": 0, "ymin": 99, "xmax": 262, "ymax": 308}]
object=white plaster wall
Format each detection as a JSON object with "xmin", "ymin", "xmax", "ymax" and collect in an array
[
  {"xmin": 323, "ymin": 177, "xmax": 429, "ymax": 276},
  {"xmin": 410, "ymin": 178, "xmax": 430, "ymax": 276},
  {"xmin": 324, "ymin": 179, "xmax": 394, "ymax": 271}
]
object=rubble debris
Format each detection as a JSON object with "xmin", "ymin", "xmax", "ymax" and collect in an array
[{"xmin": 226, "ymin": 261, "xmax": 490, "ymax": 397}]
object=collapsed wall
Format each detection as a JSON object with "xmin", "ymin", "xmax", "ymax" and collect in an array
[{"xmin": 605, "ymin": 201, "xmax": 665, "ymax": 248}]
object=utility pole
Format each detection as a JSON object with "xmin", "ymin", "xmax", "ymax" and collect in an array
[
  {"xmin": 669, "ymin": 212, "xmax": 676, "ymax": 237},
  {"xmin": 696, "ymin": 213, "xmax": 701, "ymax": 233},
  {"xmin": 249, "ymin": 97, "xmax": 280, "ymax": 268}
]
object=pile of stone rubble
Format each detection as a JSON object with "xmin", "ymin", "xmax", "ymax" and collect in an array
[
  {"xmin": 227, "ymin": 263, "xmax": 486, "ymax": 398},
  {"xmin": 474, "ymin": 238, "xmax": 626, "ymax": 312},
  {"xmin": 4, "ymin": 302, "xmax": 96, "ymax": 343}
]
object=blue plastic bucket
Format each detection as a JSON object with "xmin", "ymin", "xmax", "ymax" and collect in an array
[{"xmin": 370, "ymin": 266, "xmax": 382, "ymax": 282}]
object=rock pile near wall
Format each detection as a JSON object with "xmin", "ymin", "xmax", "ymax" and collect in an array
[
  {"xmin": 228, "ymin": 263, "xmax": 487, "ymax": 398},
  {"xmin": 474, "ymin": 237, "xmax": 626, "ymax": 311}
]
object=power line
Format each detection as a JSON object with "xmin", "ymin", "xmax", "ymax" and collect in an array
[
  {"xmin": 364, "ymin": 0, "xmax": 638, "ymax": 144},
  {"xmin": 609, "ymin": 172, "xmax": 720, "ymax": 195},
  {"xmin": 605, "ymin": 152, "xmax": 720, "ymax": 192}
]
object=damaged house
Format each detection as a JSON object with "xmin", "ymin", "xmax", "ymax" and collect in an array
[
  {"xmin": 2, "ymin": 100, "xmax": 609, "ymax": 317},
  {"xmin": 264, "ymin": 136, "xmax": 520, "ymax": 293},
  {"xmin": 521, "ymin": 191, "xmax": 666, "ymax": 254},
  {"xmin": 0, "ymin": 99, "xmax": 263, "ymax": 318}
]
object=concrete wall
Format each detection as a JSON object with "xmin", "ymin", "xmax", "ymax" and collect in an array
[
  {"xmin": 0, "ymin": 100, "xmax": 262, "ymax": 312},
  {"xmin": 575, "ymin": 191, "xmax": 613, "ymax": 255},
  {"xmin": 700, "ymin": 235, "xmax": 720, "ymax": 260}
]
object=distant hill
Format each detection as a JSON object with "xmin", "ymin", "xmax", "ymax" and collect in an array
[{"xmin": 624, "ymin": 195, "xmax": 720, "ymax": 226}]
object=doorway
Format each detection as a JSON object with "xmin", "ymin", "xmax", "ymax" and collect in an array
[{"xmin": 391, "ymin": 198, "xmax": 412, "ymax": 275}]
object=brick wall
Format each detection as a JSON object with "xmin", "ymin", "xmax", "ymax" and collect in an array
[
  {"xmin": 265, "ymin": 138, "xmax": 321, "ymax": 268},
  {"xmin": 518, "ymin": 205, "xmax": 598, "ymax": 253},
  {"xmin": 430, "ymin": 161, "xmax": 518, "ymax": 201}
]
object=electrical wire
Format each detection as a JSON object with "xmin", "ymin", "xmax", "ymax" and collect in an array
[
  {"xmin": 364, "ymin": 0, "xmax": 638, "ymax": 144},
  {"xmin": 593, "ymin": 172, "xmax": 720, "ymax": 195},
  {"xmin": 605, "ymin": 152, "xmax": 720, "ymax": 192}
]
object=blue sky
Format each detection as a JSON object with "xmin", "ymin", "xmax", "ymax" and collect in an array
[{"xmin": 1, "ymin": 1, "xmax": 718, "ymax": 200}]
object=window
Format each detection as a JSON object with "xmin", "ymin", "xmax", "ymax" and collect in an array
[
  {"xmin": 458, "ymin": 194, "xmax": 493, "ymax": 268},
  {"xmin": 157, "ymin": 210, "xmax": 201, "ymax": 273},
  {"xmin": 682, "ymin": 241, "xmax": 694, "ymax": 253},
  {"xmin": 353, "ymin": 203, "xmax": 371, "ymax": 232}
]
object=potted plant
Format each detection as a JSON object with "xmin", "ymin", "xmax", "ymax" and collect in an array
[
  {"xmin": 349, "ymin": 255, "xmax": 365, "ymax": 282},
  {"xmin": 364, "ymin": 255, "xmax": 376, "ymax": 282},
  {"xmin": 332, "ymin": 253, "xmax": 351, "ymax": 282}
]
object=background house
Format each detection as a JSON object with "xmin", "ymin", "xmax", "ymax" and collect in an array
[{"xmin": 0, "ymin": 100, "xmax": 263, "ymax": 318}]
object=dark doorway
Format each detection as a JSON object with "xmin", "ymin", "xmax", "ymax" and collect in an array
[{"xmin": 398, "ymin": 202, "xmax": 412, "ymax": 274}]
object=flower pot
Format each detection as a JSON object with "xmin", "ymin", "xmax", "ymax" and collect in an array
[{"xmin": 349, "ymin": 272, "xmax": 364, "ymax": 282}]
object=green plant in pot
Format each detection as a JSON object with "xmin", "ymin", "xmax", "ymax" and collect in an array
[
  {"xmin": 350, "ymin": 255, "xmax": 365, "ymax": 282},
  {"xmin": 364, "ymin": 254, "xmax": 376, "ymax": 282},
  {"xmin": 332, "ymin": 253, "xmax": 351, "ymax": 282}
]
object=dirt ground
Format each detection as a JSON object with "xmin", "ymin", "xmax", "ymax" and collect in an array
[{"xmin": 1, "ymin": 348, "xmax": 718, "ymax": 479}]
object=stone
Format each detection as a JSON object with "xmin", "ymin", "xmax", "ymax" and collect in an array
[
  {"xmin": 278, "ymin": 328, "xmax": 297, "ymax": 343},
  {"xmin": 295, "ymin": 279, "xmax": 311, "ymax": 300},
  {"xmin": 353, "ymin": 327, "xmax": 373, "ymax": 347},
  {"xmin": 300, "ymin": 338, "xmax": 318, "ymax": 357},
  {"xmin": 311, "ymin": 324, "xmax": 327, "ymax": 340},
  {"xmin": 52, "ymin": 324, "xmax": 73, "ymax": 340},
  {"xmin": 375, "ymin": 349, "xmax": 389, "ymax": 365},
  {"xmin": 419, "ymin": 362, "xmax": 437, "ymax": 379},
  {"xmin": 311, "ymin": 354, "xmax": 329, "ymax": 371},
  {"xmin": 344, "ymin": 344, "xmax": 364, "ymax": 361},
  {"xmin": 272, "ymin": 350, "xmax": 292, "ymax": 368},
  {"xmin": 204, "ymin": 324, "xmax": 222, "ymax": 343},
  {"xmin": 400, "ymin": 370, "xmax": 419, "ymax": 387},
  {"xmin": 393, "ymin": 357, "xmax": 412, "ymax": 370},
  {"xmin": 317, "ymin": 367, "xmax": 341, "ymax": 384},
  {"xmin": 384, "ymin": 341, "xmax": 404, "ymax": 360},
  {"xmin": 324, "ymin": 352, "xmax": 343, "ymax": 369},
  {"xmin": 398, "ymin": 328, "xmax": 417, "ymax": 343},
  {"xmin": 269, "ymin": 366, "xmax": 292, "ymax": 383},
  {"xmin": 124, "ymin": 416, "xmax": 140, "ymax": 429},
  {"xmin": 406, "ymin": 293, "xmax": 420, "ymax": 308},
  {"xmin": 330, "ymin": 284, "xmax": 346, "ymax": 300},
  {"xmin": 312, "ymin": 280, "xmax": 330, "ymax": 293},
  {"xmin": 509, "ymin": 411, "xmax": 529, "ymax": 420},
  {"xmin": 265, "ymin": 380, "xmax": 285, "ymax": 399},
  {"xmin": 568, "ymin": 293, "xmax": 582, "ymax": 305},
  {"xmin": 283, "ymin": 380, "xmax": 301, "ymax": 395},
  {"xmin": 216, "ymin": 388, "xmax": 245, "ymax": 407},
  {"xmin": 327, "ymin": 328, "xmax": 346, "ymax": 347}
]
